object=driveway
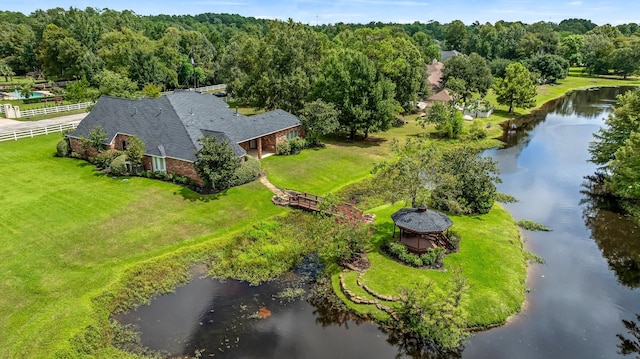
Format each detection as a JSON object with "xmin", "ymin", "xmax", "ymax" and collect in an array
[{"xmin": 0, "ymin": 113, "xmax": 88, "ymax": 132}]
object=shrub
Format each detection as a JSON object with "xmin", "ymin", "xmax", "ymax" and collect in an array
[
  {"xmin": 56, "ymin": 139, "xmax": 70, "ymax": 157},
  {"xmin": 94, "ymin": 149, "xmax": 122, "ymax": 169},
  {"xmin": 386, "ymin": 239, "xmax": 446, "ymax": 268},
  {"xmin": 276, "ymin": 140, "xmax": 291, "ymax": 155},
  {"xmin": 110, "ymin": 154, "xmax": 127, "ymax": 176},
  {"xmin": 232, "ymin": 156, "xmax": 261, "ymax": 186},
  {"xmin": 288, "ymin": 136, "xmax": 306, "ymax": 154},
  {"xmin": 467, "ymin": 121, "xmax": 488, "ymax": 140}
]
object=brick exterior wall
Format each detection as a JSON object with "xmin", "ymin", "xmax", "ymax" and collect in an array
[
  {"xmin": 69, "ymin": 137, "xmax": 101, "ymax": 158},
  {"xmin": 238, "ymin": 125, "xmax": 303, "ymax": 157},
  {"xmin": 69, "ymin": 126, "xmax": 303, "ymax": 186},
  {"xmin": 166, "ymin": 157, "xmax": 202, "ymax": 185}
]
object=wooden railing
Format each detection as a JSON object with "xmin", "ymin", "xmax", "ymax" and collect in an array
[
  {"xmin": 288, "ymin": 192, "xmax": 364, "ymax": 219},
  {"xmin": 0, "ymin": 121, "xmax": 80, "ymax": 142}
]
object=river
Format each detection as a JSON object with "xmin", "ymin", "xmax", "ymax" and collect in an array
[{"xmin": 116, "ymin": 87, "xmax": 640, "ymax": 358}]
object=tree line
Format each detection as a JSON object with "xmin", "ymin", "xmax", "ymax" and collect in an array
[{"xmin": 2, "ymin": 9, "xmax": 640, "ymax": 139}]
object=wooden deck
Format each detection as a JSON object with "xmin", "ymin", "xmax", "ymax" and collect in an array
[
  {"xmin": 288, "ymin": 192, "xmax": 363, "ymax": 218},
  {"xmin": 289, "ymin": 192, "xmax": 323, "ymax": 211}
]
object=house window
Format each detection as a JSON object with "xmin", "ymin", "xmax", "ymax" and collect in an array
[
  {"xmin": 286, "ymin": 130, "xmax": 299, "ymax": 140},
  {"xmin": 249, "ymin": 139, "xmax": 258, "ymax": 149},
  {"xmin": 152, "ymin": 156, "xmax": 166, "ymax": 173},
  {"xmin": 122, "ymin": 140, "xmax": 128, "ymax": 150}
]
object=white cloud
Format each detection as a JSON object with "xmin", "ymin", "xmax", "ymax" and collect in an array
[{"xmin": 569, "ymin": 1, "xmax": 582, "ymax": 5}]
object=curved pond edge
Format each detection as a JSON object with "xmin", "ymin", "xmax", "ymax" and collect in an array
[{"xmin": 331, "ymin": 202, "xmax": 528, "ymax": 332}]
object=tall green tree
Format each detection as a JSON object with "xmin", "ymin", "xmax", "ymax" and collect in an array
[
  {"xmin": 441, "ymin": 53, "xmax": 493, "ymax": 103},
  {"xmin": 589, "ymin": 89, "xmax": 640, "ymax": 167},
  {"xmin": 194, "ymin": 136, "xmax": 241, "ymax": 191},
  {"xmin": 492, "ymin": 62, "xmax": 537, "ymax": 113},
  {"xmin": 299, "ymin": 100, "xmax": 340, "ymax": 146},
  {"xmin": 582, "ymin": 34, "xmax": 614, "ymax": 75},
  {"xmin": 527, "ymin": 54, "xmax": 569, "ymax": 83},
  {"xmin": 373, "ymin": 138, "xmax": 440, "ymax": 208},
  {"xmin": 338, "ymin": 28, "xmax": 426, "ymax": 113},
  {"xmin": 38, "ymin": 24, "xmax": 88, "ymax": 78},
  {"xmin": 608, "ymin": 131, "xmax": 640, "ymax": 200},
  {"xmin": 559, "ymin": 34, "xmax": 584, "ymax": 66},
  {"xmin": 220, "ymin": 19, "xmax": 323, "ymax": 114},
  {"xmin": 314, "ymin": 48, "xmax": 399, "ymax": 139},
  {"xmin": 93, "ymin": 69, "xmax": 137, "ymax": 98},
  {"xmin": 0, "ymin": 60, "xmax": 14, "ymax": 82},
  {"xmin": 610, "ymin": 47, "xmax": 639, "ymax": 79},
  {"xmin": 444, "ymin": 20, "xmax": 467, "ymax": 51}
]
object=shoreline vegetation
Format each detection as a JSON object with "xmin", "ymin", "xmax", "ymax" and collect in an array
[{"xmin": 1, "ymin": 74, "xmax": 639, "ymax": 357}]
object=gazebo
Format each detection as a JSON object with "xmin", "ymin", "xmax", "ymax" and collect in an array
[{"xmin": 391, "ymin": 205, "xmax": 454, "ymax": 254}]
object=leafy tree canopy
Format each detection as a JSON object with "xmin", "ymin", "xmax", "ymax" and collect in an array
[
  {"xmin": 194, "ymin": 136, "xmax": 242, "ymax": 191},
  {"xmin": 492, "ymin": 62, "xmax": 537, "ymax": 113}
]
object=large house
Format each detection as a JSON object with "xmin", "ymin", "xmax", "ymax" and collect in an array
[{"xmin": 67, "ymin": 91, "xmax": 302, "ymax": 183}]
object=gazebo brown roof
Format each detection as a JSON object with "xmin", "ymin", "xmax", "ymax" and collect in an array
[{"xmin": 391, "ymin": 205, "xmax": 454, "ymax": 253}]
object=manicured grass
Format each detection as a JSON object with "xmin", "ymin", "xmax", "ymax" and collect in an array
[
  {"xmin": 262, "ymin": 120, "xmax": 426, "ymax": 194},
  {"xmin": 335, "ymin": 202, "xmax": 526, "ymax": 328},
  {"xmin": 483, "ymin": 69, "xmax": 640, "ymax": 124},
  {"xmin": 1, "ymin": 71, "xmax": 630, "ymax": 356},
  {"xmin": 0, "ymin": 134, "xmax": 286, "ymax": 357}
]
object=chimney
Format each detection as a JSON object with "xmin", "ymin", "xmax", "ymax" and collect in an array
[{"xmin": 417, "ymin": 205, "xmax": 427, "ymax": 212}]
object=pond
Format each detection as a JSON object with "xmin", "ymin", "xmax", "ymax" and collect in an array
[{"xmin": 116, "ymin": 87, "xmax": 640, "ymax": 358}]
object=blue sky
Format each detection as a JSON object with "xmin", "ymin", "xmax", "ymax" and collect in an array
[{"xmin": 2, "ymin": 0, "xmax": 639, "ymax": 25}]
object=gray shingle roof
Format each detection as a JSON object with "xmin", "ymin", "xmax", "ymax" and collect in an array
[
  {"xmin": 68, "ymin": 91, "xmax": 300, "ymax": 162},
  {"xmin": 391, "ymin": 207, "xmax": 453, "ymax": 233}
]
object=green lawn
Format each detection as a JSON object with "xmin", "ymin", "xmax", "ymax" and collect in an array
[
  {"xmin": 0, "ymin": 134, "xmax": 286, "ymax": 357},
  {"xmin": 1, "ymin": 71, "xmax": 632, "ymax": 356},
  {"xmin": 342, "ymin": 203, "xmax": 526, "ymax": 327}
]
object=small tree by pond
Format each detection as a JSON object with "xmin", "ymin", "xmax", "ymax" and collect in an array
[
  {"xmin": 315, "ymin": 194, "xmax": 372, "ymax": 266},
  {"xmin": 373, "ymin": 138, "xmax": 440, "ymax": 208},
  {"xmin": 431, "ymin": 146, "xmax": 501, "ymax": 215},
  {"xmin": 418, "ymin": 101, "xmax": 464, "ymax": 139},
  {"xmin": 492, "ymin": 62, "xmax": 537, "ymax": 113},
  {"xmin": 395, "ymin": 268, "xmax": 470, "ymax": 352}
]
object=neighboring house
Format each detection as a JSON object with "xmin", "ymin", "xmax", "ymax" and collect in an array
[
  {"xmin": 67, "ymin": 91, "xmax": 302, "ymax": 184},
  {"xmin": 440, "ymin": 50, "xmax": 460, "ymax": 62},
  {"xmin": 425, "ymin": 61, "xmax": 453, "ymax": 108}
]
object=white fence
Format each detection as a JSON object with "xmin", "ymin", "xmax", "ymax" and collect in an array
[
  {"xmin": 0, "ymin": 102, "xmax": 93, "ymax": 117},
  {"xmin": 0, "ymin": 121, "xmax": 80, "ymax": 142},
  {"xmin": 22, "ymin": 102, "xmax": 93, "ymax": 118},
  {"xmin": 161, "ymin": 84, "xmax": 226, "ymax": 96}
]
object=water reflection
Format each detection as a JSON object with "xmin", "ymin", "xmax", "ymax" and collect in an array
[
  {"xmin": 499, "ymin": 87, "xmax": 636, "ymax": 149},
  {"xmin": 581, "ymin": 177, "xmax": 640, "ymax": 288},
  {"xmin": 617, "ymin": 314, "xmax": 640, "ymax": 358}
]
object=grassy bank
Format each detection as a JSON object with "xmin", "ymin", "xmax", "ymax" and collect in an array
[
  {"xmin": 478, "ymin": 69, "xmax": 640, "ymax": 135},
  {"xmin": 0, "ymin": 134, "xmax": 286, "ymax": 357},
  {"xmin": 332, "ymin": 203, "xmax": 526, "ymax": 328}
]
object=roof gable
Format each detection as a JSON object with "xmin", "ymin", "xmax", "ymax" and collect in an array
[{"xmin": 69, "ymin": 91, "xmax": 301, "ymax": 162}]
